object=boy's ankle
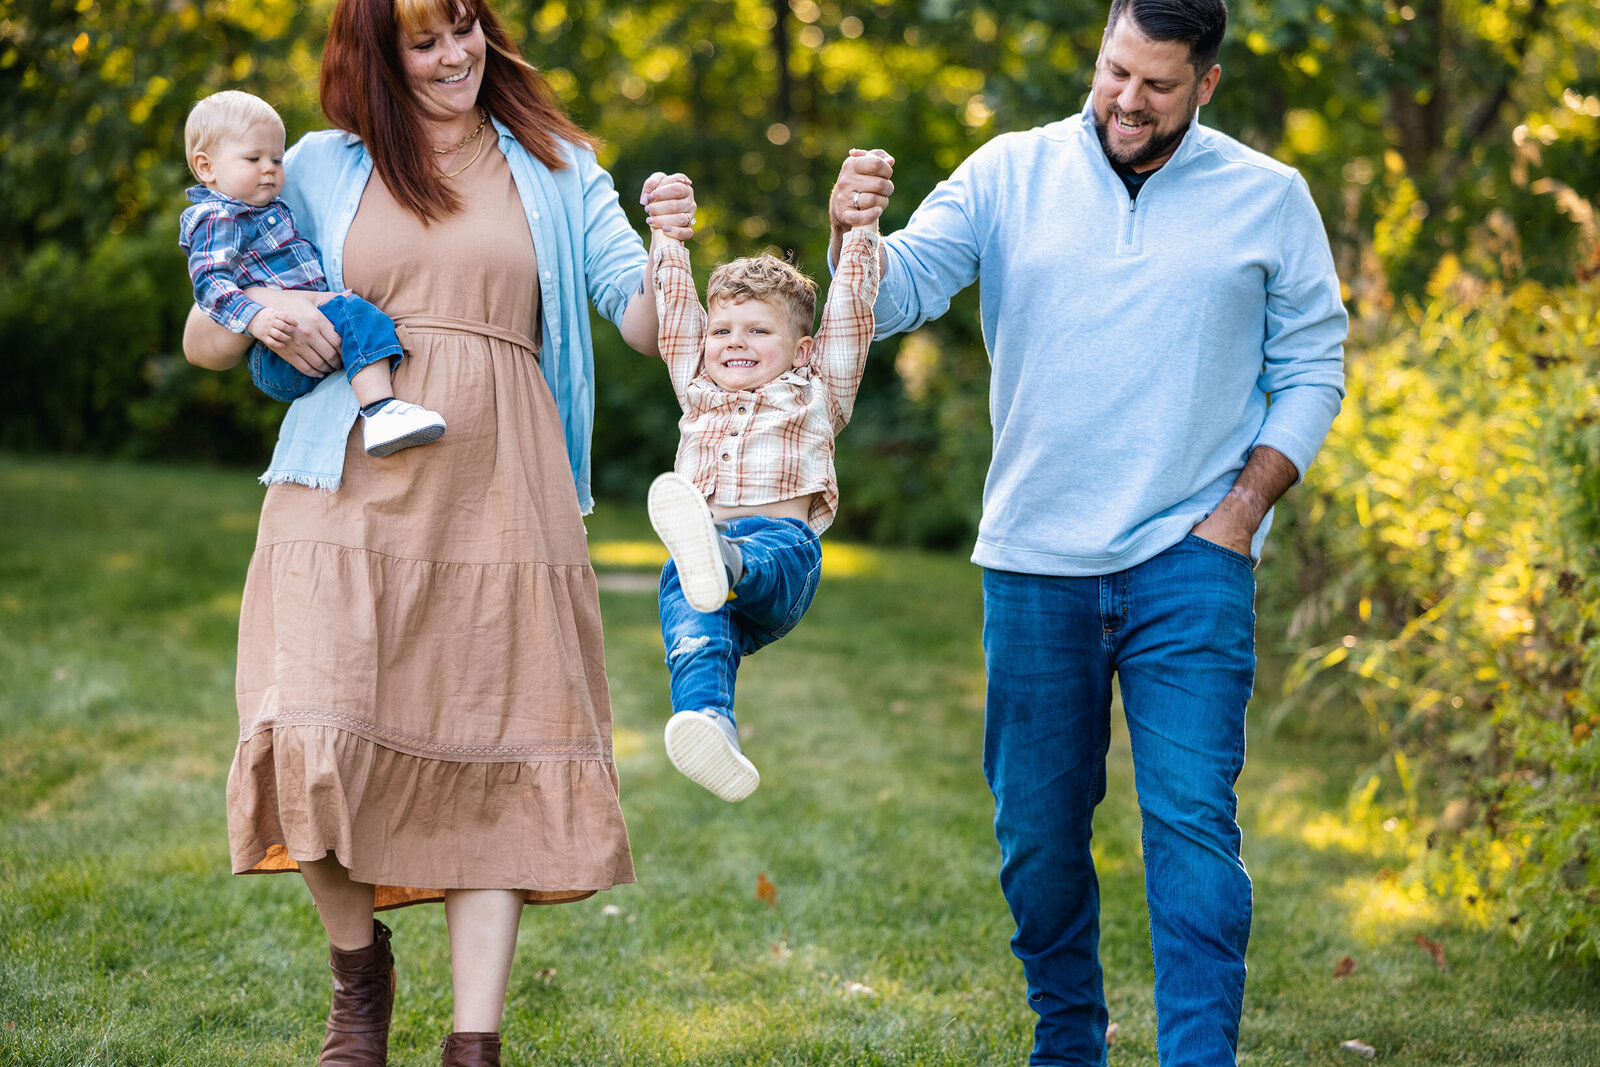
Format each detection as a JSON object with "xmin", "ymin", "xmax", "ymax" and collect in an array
[{"xmin": 717, "ymin": 532, "xmax": 745, "ymax": 587}]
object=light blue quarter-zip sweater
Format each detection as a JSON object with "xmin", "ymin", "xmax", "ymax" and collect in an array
[
  {"xmin": 259, "ymin": 121, "xmax": 648, "ymax": 513},
  {"xmin": 874, "ymin": 100, "xmax": 1348, "ymax": 575}
]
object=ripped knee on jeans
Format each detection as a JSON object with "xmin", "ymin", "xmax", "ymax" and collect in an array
[{"xmin": 667, "ymin": 635, "xmax": 712, "ymax": 659}]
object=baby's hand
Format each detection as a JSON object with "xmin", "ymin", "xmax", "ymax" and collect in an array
[
  {"xmin": 247, "ymin": 306, "xmax": 297, "ymax": 349},
  {"xmin": 831, "ymin": 148, "xmax": 895, "ymax": 229},
  {"xmin": 641, "ymin": 171, "xmax": 696, "ymax": 241}
]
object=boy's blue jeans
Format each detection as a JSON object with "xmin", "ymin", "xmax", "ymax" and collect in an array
[
  {"xmin": 658, "ymin": 515, "xmax": 822, "ymax": 726},
  {"xmin": 248, "ymin": 293, "xmax": 405, "ymax": 402},
  {"xmin": 981, "ymin": 534, "xmax": 1257, "ymax": 1067}
]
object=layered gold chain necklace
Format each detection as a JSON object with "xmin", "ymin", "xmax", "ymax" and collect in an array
[{"xmin": 436, "ymin": 108, "xmax": 488, "ymax": 179}]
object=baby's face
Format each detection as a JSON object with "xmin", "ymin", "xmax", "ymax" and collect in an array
[
  {"xmin": 703, "ymin": 296, "xmax": 813, "ymax": 392},
  {"xmin": 198, "ymin": 121, "xmax": 286, "ymax": 207}
]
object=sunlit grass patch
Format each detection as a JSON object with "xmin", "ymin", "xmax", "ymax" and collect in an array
[
  {"xmin": 589, "ymin": 538, "xmax": 667, "ymax": 569},
  {"xmin": 1332, "ymin": 872, "xmax": 1444, "ymax": 942},
  {"xmin": 820, "ymin": 540, "xmax": 882, "ymax": 578}
]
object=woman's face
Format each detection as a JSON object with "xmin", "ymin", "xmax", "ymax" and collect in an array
[{"xmin": 397, "ymin": 6, "xmax": 487, "ymax": 125}]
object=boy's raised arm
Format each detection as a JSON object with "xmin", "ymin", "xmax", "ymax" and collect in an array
[
  {"xmin": 812, "ymin": 226, "xmax": 880, "ymax": 432},
  {"xmin": 650, "ymin": 225, "xmax": 707, "ymax": 407}
]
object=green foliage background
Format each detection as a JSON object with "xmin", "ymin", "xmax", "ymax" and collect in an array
[{"xmin": 2, "ymin": 0, "xmax": 1597, "ymax": 954}]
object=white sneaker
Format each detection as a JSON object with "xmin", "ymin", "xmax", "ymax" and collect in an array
[
  {"xmin": 648, "ymin": 472, "xmax": 729, "ymax": 612},
  {"xmin": 664, "ymin": 709, "xmax": 759, "ymax": 801},
  {"xmin": 363, "ymin": 400, "xmax": 446, "ymax": 457}
]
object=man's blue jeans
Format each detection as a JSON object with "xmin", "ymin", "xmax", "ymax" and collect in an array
[
  {"xmin": 658, "ymin": 515, "xmax": 822, "ymax": 725},
  {"xmin": 982, "ymin": 534, "xmax": 1257, "ymax": 1067},
  {"xmin": 249, "ymin": 293, "xmax": 405, "ymax": 402}
]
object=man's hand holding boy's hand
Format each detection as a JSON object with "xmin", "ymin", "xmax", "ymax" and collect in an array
[
  {"xmin": 830, "ymin": 149, "xmax": 895, "ymax": 231},
  {"xmin": 641, "ymin": 172, "xmax": 697, "ymax": 241}
]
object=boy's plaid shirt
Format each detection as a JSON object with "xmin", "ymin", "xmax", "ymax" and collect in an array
[
  {"xmin": 178, "ymin": 186, "xmax": 329, "ymax": 335},
  {"xmin": 654, "ymin": 227, "xmax": 879, "ymax": 533}
]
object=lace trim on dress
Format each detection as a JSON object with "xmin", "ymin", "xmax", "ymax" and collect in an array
[{"xmin": 241, "ymin": 703, "xmax": 615, "ymax": 763}]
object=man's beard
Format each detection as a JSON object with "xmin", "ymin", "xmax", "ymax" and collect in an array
[{"xmin": 1094, "ymin": 98, "xmax": 1197, "ymax": 170}]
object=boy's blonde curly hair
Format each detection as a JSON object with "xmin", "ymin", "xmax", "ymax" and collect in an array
[
  {"xmin": 184, "ymin": 90, "xmax": 284, "ymax": 183},
  {"xmin": 706, "ymin": 254, "xmax": 818, "ymax": 337}
]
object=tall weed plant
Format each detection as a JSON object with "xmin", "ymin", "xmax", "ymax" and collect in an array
[{"xmin": 1266, "ymin": 256, "xmax": 1600, "ymax": 958}]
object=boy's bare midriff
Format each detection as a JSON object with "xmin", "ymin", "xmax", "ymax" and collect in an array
[{"xmin": 710, "ymin": 492, "xmax": 817, "ymax": 526}]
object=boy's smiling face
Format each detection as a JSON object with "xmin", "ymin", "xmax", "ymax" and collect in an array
[
  {"xmin": 195, "ymin": 121, "xmax": 286, "ymax": 207},
  {"xmin": 703, "ymin": 295, "xmax": 815, "ymax": 392}
]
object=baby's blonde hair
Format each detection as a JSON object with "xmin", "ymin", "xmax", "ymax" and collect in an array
[
  {"xmin": 184, "ymin": 90, "xmax": 285, "ymax": 182},
  {"xmin": 706, "ymin": 255, "xmax": 818, "ymax": 338}
]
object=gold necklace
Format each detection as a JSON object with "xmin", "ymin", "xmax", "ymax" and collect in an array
[
  {"xmin": 440, "ymin": 122, "xmax": 486, "ymax": 179},
  {"xmin": 431, "ymin": 107, "xmax": 487, "ymax": 155}
]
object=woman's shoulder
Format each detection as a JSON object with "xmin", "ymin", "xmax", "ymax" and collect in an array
[
  {"xmin": 282, "ymin": 130, "xmax": 368, "ymax": 230},
  {"xmin": 496, "ymin": 124, "xmax": 597, "ymax": 174},
  {"xmin": 285, "ymin": 129, "xmax": 365, "ymax": 170}
]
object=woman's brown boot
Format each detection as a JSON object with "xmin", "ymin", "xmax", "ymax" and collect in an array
[
  {"xmin": 440, "ymin": 1031, "xmax": 501, "ymax": 1066},
  {"xmin": 319, "ymin": 919, "xmax": 396, "ymax": 1066}
]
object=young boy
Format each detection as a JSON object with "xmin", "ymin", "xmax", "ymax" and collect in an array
[
  {"xmin": 178, "ymin": 90, "xmax": 445, "ymax": 457},
  {"xmin": 643, "ymin": 170, "xmax": 885, "ymax": 801}
]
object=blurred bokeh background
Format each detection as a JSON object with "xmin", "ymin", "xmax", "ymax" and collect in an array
[{"xmin": 2, "ymin": 0, "xmax": 1598, "ymax": 958}]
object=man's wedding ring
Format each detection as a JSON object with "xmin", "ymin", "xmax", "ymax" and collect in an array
[{"xmin": 852, "ymin": 191, "xmax": 861, "ymax": 209}]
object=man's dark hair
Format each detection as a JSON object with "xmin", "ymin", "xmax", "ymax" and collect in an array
[{"xmin": 1106, "ymin": 0, "xmax": 1228, "ymax": 73}]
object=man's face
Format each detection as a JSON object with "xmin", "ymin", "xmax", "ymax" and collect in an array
[{"xmin": 1091, "ymin": 14, "xmax": 1220, "ymax": 172}]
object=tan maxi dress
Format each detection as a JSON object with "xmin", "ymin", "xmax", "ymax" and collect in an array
[{"xmin": 226, "ymin": 141, "xmax": 635, "ymax": 908}]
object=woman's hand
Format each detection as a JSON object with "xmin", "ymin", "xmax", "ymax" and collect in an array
[
  {"xmin": 640, "ymin": 172, "xmax": 696, "ymax": 241},
  {"xmin": 242, "ymin": 288, "xmax": 345, "ymax": 377}
]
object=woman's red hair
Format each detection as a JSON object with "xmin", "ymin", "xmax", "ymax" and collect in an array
[{"xmin": 321, "ymin": 0, "xmax": 597, "ymax": 222}]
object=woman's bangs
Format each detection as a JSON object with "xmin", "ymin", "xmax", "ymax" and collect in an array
[{"xmin": 393, "ymin": 0, "xmax": 476, "ymax": 36}]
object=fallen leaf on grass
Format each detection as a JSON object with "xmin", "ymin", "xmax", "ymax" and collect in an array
[
  {"xmin": 1333, "ymin": 955, "xmax": 1358, "ymax": 979},
  {"xmin": 1105, "ymin": 1022, "xmax": 1120, "ymax": 1045},
  {"xmin": 771, "ymin": 941, "xmax": 793, "ymax": 960},
  {"xmin": 756, "ymin": 871, "xmax": 778, "ymax": 908},
  {"xmin": 535, "ymin": 968, "xmax": 556, "ymax": 984},
  {"xmin": 1340, "ymin": 1039, "xmax": 1377, "ymax": 1059},
  {"xmin": 1413, "ymin": 933, "xmax": 1448, "ymax": 971}
]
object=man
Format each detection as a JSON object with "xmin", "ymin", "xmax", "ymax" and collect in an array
[{"xmin": 830, "ymin": 0, "xmax": 1346, "ymax": 1063}]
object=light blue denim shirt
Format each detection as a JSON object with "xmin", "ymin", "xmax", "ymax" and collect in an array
[
  {"xmin": 866, "ymin": 100, "xmax": 1348, "ymax": 575},
  {"xmin": 260, "ymin": 120, "xmax": 647, "ymax": 513}
]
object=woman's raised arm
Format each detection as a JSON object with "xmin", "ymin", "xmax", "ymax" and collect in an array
[{"xmin": 616, "ymin": 171, "xmax": 697, "ymax": 358}]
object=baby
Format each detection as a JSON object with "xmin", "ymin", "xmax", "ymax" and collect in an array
[
  {"xmin": 178, "ymin": 89, "xmax": 445, "ymax": 457},
  {"xmin": 643, "ymin": 160, "xmax": 889, "ymax": 800}
]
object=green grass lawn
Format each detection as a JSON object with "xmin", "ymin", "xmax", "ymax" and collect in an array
[{"xmin": 1, "ymin": 455, "xmax": 1595, "ymax": 1066}]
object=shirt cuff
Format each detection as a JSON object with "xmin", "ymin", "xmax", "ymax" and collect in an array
[{"xmin": 219, "ymin": 295, "xmax": 267, "ymax": 336}]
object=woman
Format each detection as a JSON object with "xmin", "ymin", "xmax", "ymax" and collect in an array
[{"xmin": 183, "ymin": 1, "xmax": 694, "ymax": 1063}]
